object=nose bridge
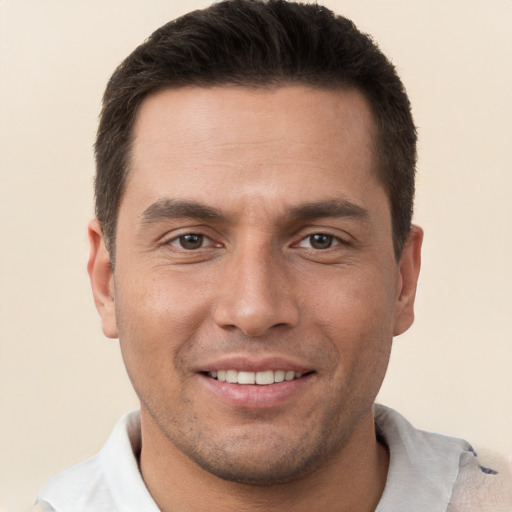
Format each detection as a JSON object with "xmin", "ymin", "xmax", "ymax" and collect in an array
[{"xmin": 213, "ymin": 235, "xmax": 299, "ymax": 336}]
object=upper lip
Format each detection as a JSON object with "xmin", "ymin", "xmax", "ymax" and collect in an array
[{"xmin": 196, "ymin": 355, "xmax": 313, "ymax": 374}]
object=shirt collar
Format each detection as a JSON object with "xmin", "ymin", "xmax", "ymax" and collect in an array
[
  {"xmin": 99, "ymin": 410, "xmax": 160, "ymax": 512},
  {"xmin": 375, "ymin": 404, "xmax": 470, "ymax": 511}
]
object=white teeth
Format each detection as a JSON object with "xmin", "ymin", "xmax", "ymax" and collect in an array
[
  {"xmin": 226, "ymin": 370, "xmax": 238, "ymax": 383},
  {"xmin": 255, "ymin": 370, "xmax": 274, "ymax": 385},
  {"xmin": 237, "ymin": 371, "xmax": 256, "ymax": 385},
  {"xmin": 274, "ymin": 370, "xmax": 285, "ymax": 383},
  {"xmin": 208, "ymin": 369, "xmax": 305, "ymax": 385},
  {"xmin": 285, "ymin": 371, "xmax": 295, "ymax": 381}
]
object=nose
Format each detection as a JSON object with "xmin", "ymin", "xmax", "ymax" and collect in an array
[{"xmin": 213, "ymin": 245, "xmax": 300, "ymax": 337}]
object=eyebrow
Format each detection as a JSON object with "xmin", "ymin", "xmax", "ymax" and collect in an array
[
  {"xmin": 140, "ymin": 199, "xmax": 225, "ymax": 225},
  {"xmin": 140, "ymin": 197, "xmax": 369, "ymax": 226},
  {"xmin": 286, "ymin": 199, "xmax": 369, "ymax": 221}
]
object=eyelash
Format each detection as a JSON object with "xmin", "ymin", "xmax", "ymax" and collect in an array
[
  {"xmin": 165, "ymin": 231, "xmax": 346, "ymax": 252},
  {"xmin": 294, "ymin": 233, "xmax": 344, "ymax": 250},
  {"xmin": 167, "ymin": 233, "xmax": 221, "ymax": 251}
]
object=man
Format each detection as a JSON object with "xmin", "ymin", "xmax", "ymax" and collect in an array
[{"xmin": 35, "ymin": 1, "xmax": 511, "ymax": 510}]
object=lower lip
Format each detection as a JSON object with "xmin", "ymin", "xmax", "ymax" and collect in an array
[{"xmin": 199, "ymin": 373, "xmax": 314, "ymax": 409}]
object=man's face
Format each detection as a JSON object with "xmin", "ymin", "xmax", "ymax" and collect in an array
[{"xmin": 90, "ymin": 85, "xmax": 420, "ymax": 484}]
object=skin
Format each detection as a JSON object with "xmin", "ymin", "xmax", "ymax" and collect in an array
[{"xmin": 88, "ymin": 85, "xmax": 422, "ymax": 512}]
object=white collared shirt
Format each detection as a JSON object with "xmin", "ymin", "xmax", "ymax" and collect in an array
[{"xmin": 35, "ymin": 405, "xmax": 512, "ymax": 511}]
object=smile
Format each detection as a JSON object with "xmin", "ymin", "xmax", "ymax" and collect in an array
[{"xmin": 207, "ymin": 370, "xmax": 306, "ymax": 385}]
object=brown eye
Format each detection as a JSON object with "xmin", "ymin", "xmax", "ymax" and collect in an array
[
  {"xmin": 309, "ymin": 234, "xmax": 334, "ymax": 249},
  {"xmin": 177, "ymin": 234, "xmax": 204, "ymax": 250}
]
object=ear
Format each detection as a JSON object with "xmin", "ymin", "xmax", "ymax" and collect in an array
[
  {"xmin": 87, "ymin": 219, "xmax": 118, "ymax": 339},
  {"xmin": 393, "ymin": 225, "xmax": 423, "ymax": 336}
]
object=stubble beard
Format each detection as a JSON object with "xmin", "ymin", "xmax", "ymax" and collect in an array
[{"xmin": 141, "ymin": 393, "xmax": 367, "ymax": 487}]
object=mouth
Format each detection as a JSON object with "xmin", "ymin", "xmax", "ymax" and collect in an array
[
  {"xmin": 205, "ymin": 369, "xmax": 310, "ymax": 385},
  {"xmin": 199, "ymin": 365, "xmax": 315, "ymax": 408}
]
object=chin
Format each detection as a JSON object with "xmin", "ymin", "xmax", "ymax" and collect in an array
[
  {"xmin": 170, "ymin": 425, "xmax": 337, "ymax": 486},
  {"xmin": 190, "ymin": 446, "xmax": 324, "ymax": 486}
]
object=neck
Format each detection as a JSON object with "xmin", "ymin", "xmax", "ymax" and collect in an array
[{"xmin": 139, "ymin": 408, "xmax": 389, "ymax": 512}]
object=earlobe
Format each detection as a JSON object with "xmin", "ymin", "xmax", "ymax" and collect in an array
[
  {"xmin": 87, "ymin": 219, "xmax": 118, "ymax": 339},
  {"xmin": 393, "ymin": 225, "xmax": 423, "ymax": 336}
]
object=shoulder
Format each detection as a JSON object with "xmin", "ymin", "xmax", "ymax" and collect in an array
[
  {"xmin": 374, "ymin": 404, "xmax": 512, "ymax": 511},
  {"xmin": 35, "ymin": 411, "xmax": 147, "ymax": 512},
  {"xmin": 35, "ymin": 453, "xmax": 115, "ymax": 512},
  {"xmin": 449, "ymin": 449, "xmax": 512, "ymax": 512}
]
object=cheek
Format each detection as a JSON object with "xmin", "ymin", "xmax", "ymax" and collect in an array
[
  {"xmin": 113, "ymin": 272, "xmax": 213, "ymax": 377},
  {"xmin": 309, "ymin": 265, "xmax": 398, "ymax": 330},
  {"xmin": 117, "ymin": 268, "xmax": 211, "ymax": 327},
  {"xmin": 306, "ymin": 267, "xmax": 397, "ymax": 375}
]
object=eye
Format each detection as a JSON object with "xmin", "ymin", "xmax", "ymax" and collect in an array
[
  {"xmin": 297, "ymin": 233, "xmax": 339, "ymax": 250},
  {"xmin": 169, "ymin": 233, "xmax": 212, "ymax": 250}
]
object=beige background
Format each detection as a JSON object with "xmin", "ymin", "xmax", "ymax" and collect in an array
[{"xmin": 1, "ymin": 1, "xmax": 511, "ymax": 510}]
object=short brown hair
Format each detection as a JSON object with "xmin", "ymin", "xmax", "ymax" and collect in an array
[{"xmin": 95, "ymin": 0, "xmax": 416, "ymax": 263}]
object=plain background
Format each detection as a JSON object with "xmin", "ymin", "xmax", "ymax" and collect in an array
[{"xmin": 1, "ymin": 1, "xmax": 511, "ymax": 510}]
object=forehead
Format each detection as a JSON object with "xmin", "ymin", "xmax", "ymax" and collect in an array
[
  {"xmin": 124, "ymin": 85, "xmax": 383, "ymax": 215},
  {"xmin": 132, "ymin": 85, "xmax": 376, "ymax": 159}
]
